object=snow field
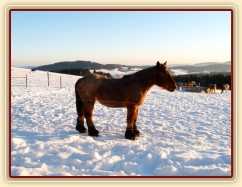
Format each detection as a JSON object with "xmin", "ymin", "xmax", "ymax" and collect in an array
[{"xmin": 11, "ymin": 67, "xmax": 231, "ymax": 176}]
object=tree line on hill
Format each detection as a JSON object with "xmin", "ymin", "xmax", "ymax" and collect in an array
[{"xmin": 173, "ymin": 72, "xmax": 231, "ymax": 88}]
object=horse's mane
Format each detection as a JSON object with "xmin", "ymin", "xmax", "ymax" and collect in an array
[
  {"xmin": 121, "ymin": 67, "xmax": 155, "ymax": 80},
  {"xmin": 121, "ymin": 74, "xmax": 133, "ymax": 79}
]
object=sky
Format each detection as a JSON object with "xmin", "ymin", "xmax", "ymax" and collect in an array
[{"xmin": 11, "ymin": 10, "xmax": 231, "ymax": 67}]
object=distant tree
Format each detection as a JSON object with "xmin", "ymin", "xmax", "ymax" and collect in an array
[
  {"xmin": 51, "ymin": 68, "xmax": 91, "ymax": 76},
  {"xmin": 80, "ymin": 68, "xmax": 91, "ymax": 76}
]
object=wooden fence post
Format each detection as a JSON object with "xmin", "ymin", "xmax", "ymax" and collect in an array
[
  {"xmin": 60, "ymin": 76, "xmax": 62, "ymax": 88},
  {"xmin": 26, "ymin": 74, "xmax": 28, "ymax": 87},
  {"xmin": 47, "ymin": 72, "xmax": 50, "ymax": 87}
]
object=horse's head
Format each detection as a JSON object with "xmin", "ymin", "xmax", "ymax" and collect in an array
[{"xmin": 155, "ymin": 61, "xmax": 176, "ymax": 92}]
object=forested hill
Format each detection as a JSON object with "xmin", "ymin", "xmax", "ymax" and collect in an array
[
  {"xmin": 33, "ymin": 60, "xmax": 230, "ymax": 74},
  {"xmin": 171, "ymin": 61, "xmax": 231, "ymax": 74},
  {"xmin": 34, "ymin": 60, "xmax": 145, "ymax": 71}
]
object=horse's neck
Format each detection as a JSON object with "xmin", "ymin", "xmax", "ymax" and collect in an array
[{"xmin": 133, "ymin": 67, "xmax": 156, "ymax": 92}]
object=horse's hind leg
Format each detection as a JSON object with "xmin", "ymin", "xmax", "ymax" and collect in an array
[
  {"xmin": 83, "ymin": 101, "xmax": 99, "ymax": 136},
  {"xmin": 75, "ymin": 91, "xmax": 87, "ymax": 133},
  {"xmin": 76, "ymin": 109, "xmax": 87, "ymax": 133}
]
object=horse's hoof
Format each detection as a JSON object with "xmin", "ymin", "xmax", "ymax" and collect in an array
[
  {"xmin": 125, "ymin": 130, "xmax": 137, "ymax": 140},
  {"xmin": 133, "ymin": 129, "xmax": 140, "ymax": 137},
  {"xmin": 88, "ymin": 131, "xmax": 99, "ymax": 137},
  {"xmin": 88, "ymin": 126, "xmax": 99, "ymax": 137},
  {"xmin": 76, "ymin": 125, "xmax": 87, "ymax": 133}
]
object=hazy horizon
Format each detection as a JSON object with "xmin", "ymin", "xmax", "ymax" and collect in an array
[
  {"xmin": 13, "ymin": 60, "xmax": 231, "ymax": 68},
  {"xmin": 11, "ymin": 11, "xmax": 231, "ymax": 67}
]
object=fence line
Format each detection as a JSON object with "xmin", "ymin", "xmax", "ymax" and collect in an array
[
  {"xmin": 12, "ymin": 72, "xmax": 66, "ymax": 89},
  {"xmin": 12, "ymin": 74, "xmax": 28, "ymax": 87}
]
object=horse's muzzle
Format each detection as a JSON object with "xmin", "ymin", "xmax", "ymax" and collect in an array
[{"xmin": 169, "ymin": 85, "xmax": 177, "ymax": 92}]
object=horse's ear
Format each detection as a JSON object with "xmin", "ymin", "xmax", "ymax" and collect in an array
[
  {"xmin": 164, "ymin": 61, "xmax": 167, "ymax": 66},
  {"xmin": 156, "ymin": 61, "xmax": 161, "ymax": 66}
]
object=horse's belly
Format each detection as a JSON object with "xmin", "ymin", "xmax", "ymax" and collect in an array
[
  {"xmin": 97, "ymin": 99, "xmax": 126, "ymax": 108},
  {"xmin": 96, "ymin": 80, "xmax": 144, "ymax": 107}
]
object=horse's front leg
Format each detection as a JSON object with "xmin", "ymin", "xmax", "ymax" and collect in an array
[
  {"xmin": 125, "ymin": 105, "xmax": 139, "ymax": 140},
  {"xmin": 133, "ymin": 107, "xmax": 140, "ymax": 137},
  {"xmin": 83, "ymin": 101, "xmax": 99, "ymax": 136}
]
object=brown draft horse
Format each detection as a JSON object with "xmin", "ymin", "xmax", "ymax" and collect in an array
[{"xmin": 75, "ymin": 61, "xmax": 176, "ymax": 140}]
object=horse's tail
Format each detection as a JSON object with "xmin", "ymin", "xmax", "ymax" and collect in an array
[{"xmin": 75, "ymin": 80, "xmax": 84, "ymax": 117}]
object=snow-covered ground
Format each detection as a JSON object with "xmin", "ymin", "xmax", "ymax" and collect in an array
[{"xmin": 11, "ymin": 67, "xmax": 231, "ymax": 176}]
